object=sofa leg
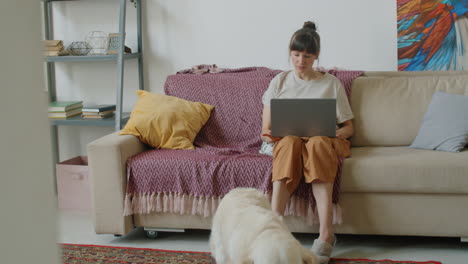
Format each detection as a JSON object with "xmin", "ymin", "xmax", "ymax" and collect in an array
[
  {"xmin": 461, "ymin": 237, "xmax": 468, "ymax": 242},
  {"xmin": 144, "ymin": 227, "xmax": 185, "ymax": 239}
]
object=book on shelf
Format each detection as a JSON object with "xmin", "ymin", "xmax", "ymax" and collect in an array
[
  {"xmin": 44, "ymin": 50, "xmax": 69, "ymax": 57},
  {"xmin": 48, "ymin": 108, "xmax": 82, "ymax": 119},
  {"xmin": 82, "ymin": 104, "xmax": 116, "ymax": 113},
  {"xmin": 48, "ymin": 101, "xmax": 83, "ymax": 112},
  {"xmin": 45, "ymin": 45, "xmax": 64, "ymax": 52},
  {"xmin": 43, "ymin": 40, "xmax": 67, "ymax": 56},
  {"xmin": 43, "ymin": 40, "xmax": 63, "ymax": 47},
  {"xmin": 82, "ymin": 112, "xmax": 114, "ymax": 119},
  {"xmin": 82, "ymin": 109, "xmax": 115, "ymax": 116}
]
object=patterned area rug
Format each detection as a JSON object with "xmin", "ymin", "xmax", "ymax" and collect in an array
[{"xmin": 61, "ymin": 244, "xmax": 442, "ymax": 264}]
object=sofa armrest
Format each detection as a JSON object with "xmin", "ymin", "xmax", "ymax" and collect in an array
[{"xmin": 87, "ymin": 131, "xmax": 147, "ymax": 235}]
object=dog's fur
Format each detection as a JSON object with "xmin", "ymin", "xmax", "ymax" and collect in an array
[{"xmin": 210, "ymin": 188, "xmax": 317, "ymax": 264}]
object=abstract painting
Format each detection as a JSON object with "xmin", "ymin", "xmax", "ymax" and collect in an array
[{"xmin": 397, "ymin": 0, "xmax": 468, "ymax": 71}]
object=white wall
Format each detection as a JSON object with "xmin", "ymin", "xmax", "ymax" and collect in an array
[
  {"xmin": 0, "ymin": 1, "xmax": 60, "ymax": 263},
  {"xmin": 52, "ymin": 0, "xmax": 397, "ymax": 159}
]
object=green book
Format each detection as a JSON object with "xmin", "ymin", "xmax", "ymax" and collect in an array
[
  {"xmin": 48, "ymin": 108, "xmax": 82, "ymax": 119},
  {"xmin": 48, "ymin": 101, "xmax": 83, "ymax": 112}
]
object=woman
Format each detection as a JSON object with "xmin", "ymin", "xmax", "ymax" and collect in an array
[{"xmin": 260, "ymin": 21, "xmax": 354, "ymax": 264}]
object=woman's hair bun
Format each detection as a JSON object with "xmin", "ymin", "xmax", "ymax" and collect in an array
[{"xmin": 303, "ymin": 21, "xmax": 317, "ymax": 31}]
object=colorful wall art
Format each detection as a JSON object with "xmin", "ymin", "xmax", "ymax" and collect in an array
[{"xmin": 397, "ymin": 0, "xmax": 468, "ymax": 71}]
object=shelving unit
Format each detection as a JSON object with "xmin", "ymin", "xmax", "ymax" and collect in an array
[{"xmin": 42, "ymin": 0, "xmax": 143, "ymax": 169}]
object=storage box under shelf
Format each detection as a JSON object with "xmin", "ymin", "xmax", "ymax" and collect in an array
[{"xmin": 56, "ymin": 156, "xmax": 90, "ymax": 211}]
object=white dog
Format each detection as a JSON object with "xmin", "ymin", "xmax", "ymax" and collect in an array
[{"xmin": 210, "ymin": 188, "xmax": 317, "ymax": 264}]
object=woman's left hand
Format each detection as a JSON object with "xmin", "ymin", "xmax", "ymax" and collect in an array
[
  {"xmin": 336, "ymin": 120, "xmax": 354, "ymax": 139},
  {"xmin": 336, "ymin": 128, "xmax": 352, "ymax": 139}
]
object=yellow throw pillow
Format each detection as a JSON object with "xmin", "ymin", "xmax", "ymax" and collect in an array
[{"xmin": 120, "ymin": 90, "xmax": 214, "ymax": 149}]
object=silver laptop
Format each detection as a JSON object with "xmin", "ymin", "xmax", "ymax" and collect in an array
[{"xmin": 271, "ymin": 98, "xmax": 336, "ymax": 138}]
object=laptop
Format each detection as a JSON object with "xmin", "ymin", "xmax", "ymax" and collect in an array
[{"xmin": 270, "ymin": 98, "xmax": 336, "ymax": 138}]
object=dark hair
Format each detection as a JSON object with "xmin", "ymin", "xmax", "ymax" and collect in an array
[{"xmin": 289, "ymin": 21, "xmax": 320, "ymax": 55}]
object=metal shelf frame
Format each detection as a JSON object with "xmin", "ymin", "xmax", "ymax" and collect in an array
[
  {"xmin": 50, "ymin": 112, "xmax": 131, "ymax": 126},
  {"xmin": 45, "ymin": 53, "xmax": 141, "ymax": 62},
  {"xmin": 42, "ymin": 0, "xmax": 144, "ymax": 166}
]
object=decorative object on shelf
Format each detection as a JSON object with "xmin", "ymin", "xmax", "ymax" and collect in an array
[
  {"xmin": 107, "ymin": 33, "xmax": 121, "ymax": 55},
  {"xmin": 85, "ymin": 31, "xmax": 108, "ymax": 55},
  {"xmin": 106, "ymin": 33, "xmax": 132, "ymax": 55},
  {"xmin": 68, "ymin": 41, "xmax": 92, "ymax": 56}
]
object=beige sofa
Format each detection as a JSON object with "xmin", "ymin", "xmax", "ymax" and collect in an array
[{"xmin": 87, "ymin": 70, "xmax": 468, "ymax": 239}]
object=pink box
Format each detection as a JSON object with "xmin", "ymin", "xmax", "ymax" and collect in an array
[{"xmin": 56, "ymin": 156, "xmax": 91, "ymax": 211}]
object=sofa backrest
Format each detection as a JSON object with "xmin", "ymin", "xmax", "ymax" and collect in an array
[
  {"xmin": 350, "ymin": 71, "xmax": 468, "ymax": 147},
  {"xmin": 164, "ymin": 67, "xmax": 281, "ymax": 152}
]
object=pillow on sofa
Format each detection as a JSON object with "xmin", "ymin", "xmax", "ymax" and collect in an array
[
  {"xmin": 120, "ymin": 90, "xmax": 214, "ymax": 149},
  {"xmin": 410, "ymin": 91, "xmax": 468, "ymax": 152}
]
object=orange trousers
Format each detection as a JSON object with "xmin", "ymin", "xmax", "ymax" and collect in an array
[{"xmin": 272, "ymin": 136, "xmax": 351, "ymax": 194}]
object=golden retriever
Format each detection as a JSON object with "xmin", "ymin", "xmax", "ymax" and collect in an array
[{"xmin": 210, "ymin": 188, "xmax": 317, "ymax": 264}]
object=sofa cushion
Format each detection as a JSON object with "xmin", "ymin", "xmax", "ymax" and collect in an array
[
  {"xmin": 341, "ymin": 146, "xmax": 468, "ymax": 194},
  {"xmin": 120, "ymin": 90, "xmax": 214, "ymax": 150},
  {"xmin": 410, "ymin": 91, "xmax": 468, "ymax": 152},
  {"xmin": 350, "ymin": 73, "xmax": 468, "ymax": 147}
]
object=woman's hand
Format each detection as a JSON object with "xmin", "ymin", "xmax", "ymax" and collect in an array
[
  {"xmin": 261, "ymin": 130, "xmax": 281, "ymax": 143},
  {"xmin": 336, "ymin": 120, "xmax": 354, "ymax": 139}
]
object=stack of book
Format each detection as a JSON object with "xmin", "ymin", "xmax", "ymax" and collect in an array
[
  {"xmin": 48, "ymin": 101, "xmax": 83, "ymax": 119},
  {"xmin": 44, "ymin": 40, "xmax": 68, "ymax": 56},
  {"xmin": 82, "ymin": 104, "xmax": 116, "ymax": 119}
]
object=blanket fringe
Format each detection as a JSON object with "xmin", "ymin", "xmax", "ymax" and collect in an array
[{"xmin": 124, "ymin": 192, "xmax": 342, "ymax": 225}]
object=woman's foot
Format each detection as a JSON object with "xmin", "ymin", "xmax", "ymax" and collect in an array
[
  {"xmin": 311, "ymin": 234, "xmax": 336, "ymax": 264},
  {"xmin": 318, "ymin": 233, "xmax": 335, "ymax": 244}
]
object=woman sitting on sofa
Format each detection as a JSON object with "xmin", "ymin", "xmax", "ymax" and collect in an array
[{"xmin": 260, "ymin": 21, "xmax": 354, "ymax": 264}]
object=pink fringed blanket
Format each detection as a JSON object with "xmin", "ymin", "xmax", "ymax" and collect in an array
[{"xmin": 124, "ymin": 67, "xmax": 363, "ymax": 225}]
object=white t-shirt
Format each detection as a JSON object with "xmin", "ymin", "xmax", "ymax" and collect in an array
[{"xmin": 262, "ymin": 70, "xmax": 354, "ymax": 124}]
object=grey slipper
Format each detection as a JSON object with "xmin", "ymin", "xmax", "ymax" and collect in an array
[{"xmin": 311, "ymin": 235, "xmax": 336, "ymax": 264}]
